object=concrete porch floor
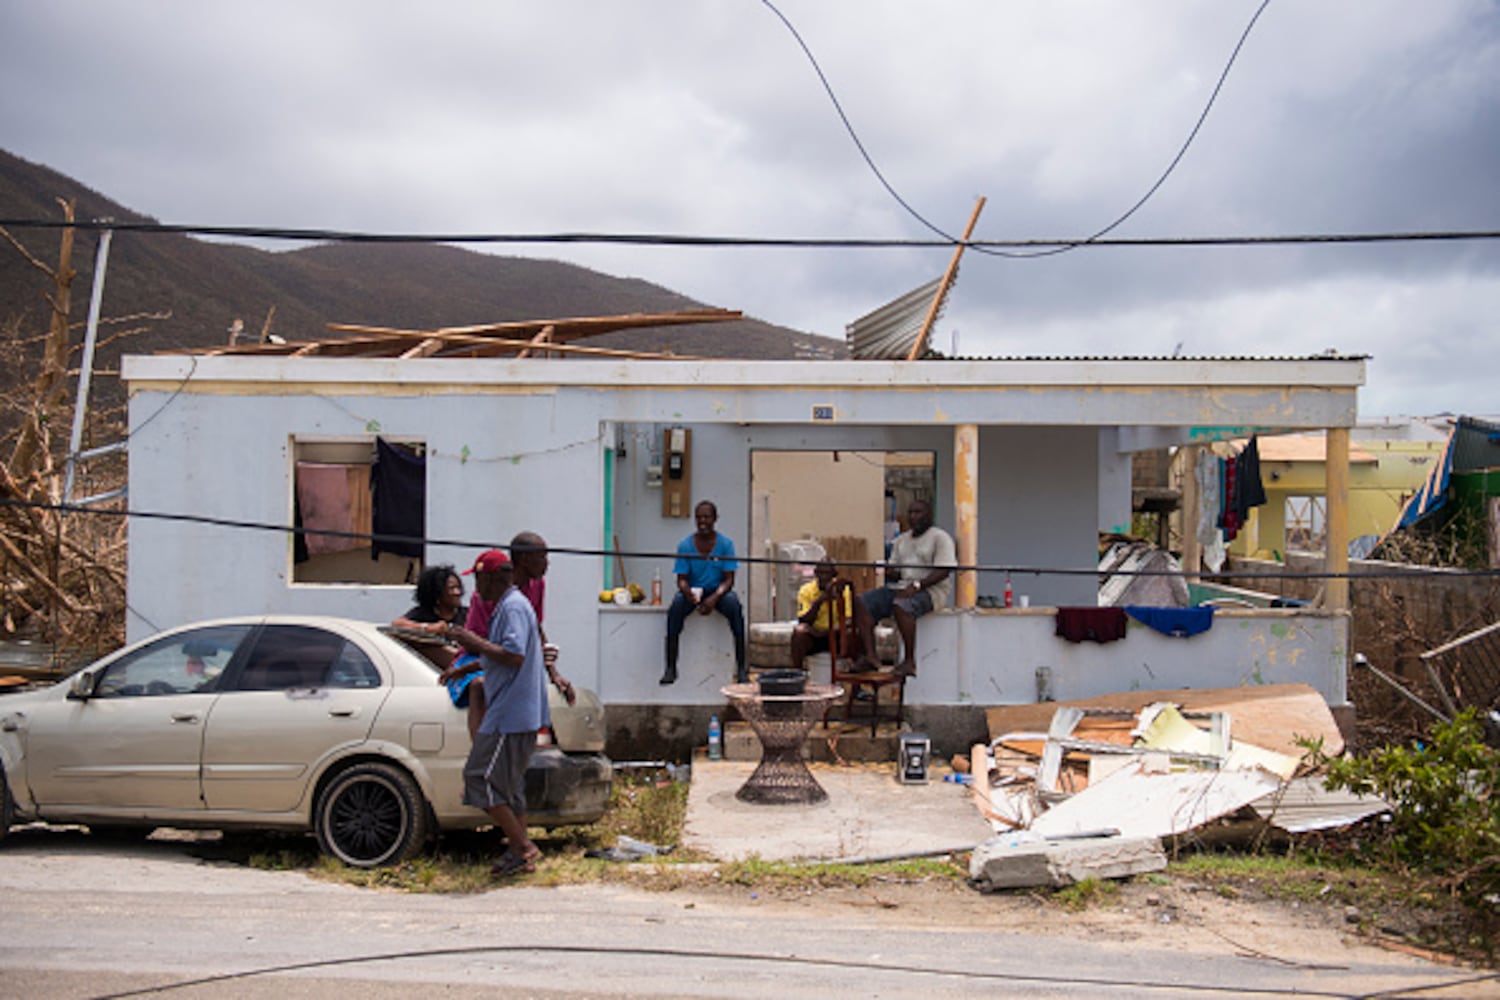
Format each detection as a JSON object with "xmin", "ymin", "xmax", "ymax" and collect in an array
[{"xmin": 681, "ymin": 757, "xmax": 994, "ymax": 862}]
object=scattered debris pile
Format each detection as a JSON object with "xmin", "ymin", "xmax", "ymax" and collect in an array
[
  {"xmin": 966, "ymin": 684, "xmax": 1389, "ymax": 891},
  {"xmin": 1, "ymin": 205, "xmax": 132, "ymax": 674}
]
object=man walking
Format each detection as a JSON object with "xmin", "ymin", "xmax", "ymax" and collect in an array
[
  {"xmin": 445, "ymin": 532, "xmax": 573, "ymax": 877},
  {"xmin": 661, "ymin": 499, "xmax": 747, "ymax": 685},
  {"xmin": 854, "ymin": 499, "xmax": 955, "ymax": 676}
]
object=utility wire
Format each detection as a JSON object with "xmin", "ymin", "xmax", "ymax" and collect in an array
[
  {"xmin": 6, "ymin": 497, "xmax": 1497, "ymax": 582},
  {"xmin": 2, "ymin": 216, "xmax": 1497, "ymax": 248},
  {"xmin": 762, "ymin": 0, "xmax": 1275, "ymax": 259}
]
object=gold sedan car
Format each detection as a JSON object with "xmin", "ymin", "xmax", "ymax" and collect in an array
[{"xmin": 0, "ymin": 616, "xmax": 610, "ymax": 867}]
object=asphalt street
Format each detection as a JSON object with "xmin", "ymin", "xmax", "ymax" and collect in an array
[{"xmin": 1, "ymin": 829, "xmax": 1496, "ymax": 999}]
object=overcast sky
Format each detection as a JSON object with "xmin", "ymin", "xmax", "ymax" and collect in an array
[{"xmin": 2, "ymin": 1, "xmax": 1497, "ymax": 417}]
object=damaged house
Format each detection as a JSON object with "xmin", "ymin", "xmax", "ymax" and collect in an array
[{"xmin": 119, "ymin": 317, "xmax": 1367, "ymax": 755}]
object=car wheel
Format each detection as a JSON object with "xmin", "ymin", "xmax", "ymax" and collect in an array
[{"xmin": 314, "ymin": 762, "xmax": 430, "ymax": 868}]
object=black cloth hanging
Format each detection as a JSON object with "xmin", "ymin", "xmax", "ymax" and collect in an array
[
  {"xmin": 371, "ymin": 438, "xmax": 425, "ymax": 559},
  {"xmin": 1230, "ymin": 435, "xmax": 1268, "ymax": 527}
]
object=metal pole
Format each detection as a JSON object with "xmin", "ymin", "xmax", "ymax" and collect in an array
[{"xmin": 63, "ymin": 227, "xmax": 113, "ymax": 505}]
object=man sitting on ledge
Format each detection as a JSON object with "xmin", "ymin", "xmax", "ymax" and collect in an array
[
  {"xmin": 854, "ymin": 499, "xmax": 955, "ymax": 677},
  {"xmin": 662, "ymin": 499, "xmax": 747, "ymax": 685}
]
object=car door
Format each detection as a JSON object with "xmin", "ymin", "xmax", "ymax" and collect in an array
[
  {"xmin": 200, "ymin": 623, "xmax": 390, "ymax": 813},
  {"xmin": 23, "ymin": 624, "xmax": 251, "ymax": 812}
]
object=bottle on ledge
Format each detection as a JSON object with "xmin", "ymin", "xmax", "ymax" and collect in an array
[
  {"xmin": 1003, "ymin": 576, "xmax": 1014, "ymax": 608},
  {"xmin": 707, "ymin": 715, "xmax": 722, "ymax": 761},
  {"xmin": 651, "ymin": 566, "xmax": 663, "ymax": 606}
]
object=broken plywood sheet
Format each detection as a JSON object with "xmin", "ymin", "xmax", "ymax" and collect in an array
[
  {"xmin": 1029, "ymin": 758, "xmax": 1283, "ymax": 840},
  {"xmin": 985, "ymin": 682, "xmax": 1343, "ymax": 759}
]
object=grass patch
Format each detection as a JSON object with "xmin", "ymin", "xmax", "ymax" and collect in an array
[
  {"xmin": 715, "ymin": 855, "xmax": 966, "ymax": 890},
  {"xmin": 1048, "ymin": 877, "xmax": 1119, "ymax": 912}
]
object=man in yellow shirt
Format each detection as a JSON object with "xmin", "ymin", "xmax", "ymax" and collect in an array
[{"xmin": 791, "ymin": 558, "xmax": 854, "ymax": 673}]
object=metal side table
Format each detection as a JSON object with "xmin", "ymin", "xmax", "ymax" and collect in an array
[{"xmin": 721, "ymin": 682, "xmax": 843, "ymax": 804}]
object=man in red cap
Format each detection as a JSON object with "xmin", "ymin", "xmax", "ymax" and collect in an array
[
  {"xmin": 445, "ymin": 549, "xmax": 513, "ymax": 737},
  {"xmin": 444, "ymin": 536, "xmax": 573, "ymax": 878}
]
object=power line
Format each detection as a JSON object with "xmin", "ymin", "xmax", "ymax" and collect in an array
[
  {"xmin": 761, "ymin": 0, "xmax": 1275, "ymax": 259},
  {"xmin": 5, "ymin": 497, "xmax": 1498, "ymax": 582},
  {"xmin": 1, "ymin": 216, "xmax": 1497, "ymax": 249}
]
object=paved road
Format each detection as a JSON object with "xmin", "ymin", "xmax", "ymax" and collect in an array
[{"xmin": 1, "ymin": 828, "xmax": 1496, "ymax": 999}]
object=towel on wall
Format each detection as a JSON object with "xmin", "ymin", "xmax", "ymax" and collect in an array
[
  {"xmin": 1054, "ymin": 606, "xmax": 1129, "ymax": 644},
  {"xmin": 1125, "ymin": 605, "xmax": 1216, "ymax": 638},
  {"xmin": 296, "ymin": 462, "xmax": 369, "ymax": 556}
]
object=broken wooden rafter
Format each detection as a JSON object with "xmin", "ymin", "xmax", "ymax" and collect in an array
[
  {"xmin": 516, "ymin": 324, "xmax": 556, "ymax": 360},
  {"xmin": 328, "ymin": 308, "xmax": 741, "ymax": 344}
]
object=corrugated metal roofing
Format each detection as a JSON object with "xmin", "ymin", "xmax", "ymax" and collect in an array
[
  {"xmin": 845, "ymin": 277, "xmax": 944, "ymax": 359},
  {"xmin": 1453, "ymin": 415, "xmax": 1500, "ymax": 472},
  {"xmin": 941, "ymin": 353, "xmax": 1373, "ymax": 363}
]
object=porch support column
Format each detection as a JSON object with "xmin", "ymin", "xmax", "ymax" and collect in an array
[
  {"xmin": 955, "ymin": 424, "xmax": 979, "ymax": 609},
  {"xmin": 1180, "ymin": 445, "xmax": 1202, "ymax": 582},
  {"xmin": 1325, "ymin": 427, "xmax": 1351, "ymax": 611}
]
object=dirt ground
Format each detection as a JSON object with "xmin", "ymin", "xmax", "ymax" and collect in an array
[{"xmin": 674, "ymin": 872, "xmax": 1455, "ymax": 965}]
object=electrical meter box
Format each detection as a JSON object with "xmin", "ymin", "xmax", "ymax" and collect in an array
[{"xmin": 898, "ymin": 732, "xmax": 931, "ymax": 784}]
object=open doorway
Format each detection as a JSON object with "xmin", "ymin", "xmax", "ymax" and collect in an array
[{"xmin": 747, "ymin": 451, "xmax": 935, "ymax": 624}]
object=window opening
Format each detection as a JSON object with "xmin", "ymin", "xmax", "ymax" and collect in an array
[{"xmin": 292, "ymin": 437, "xmax": 425, "ymax": 585}]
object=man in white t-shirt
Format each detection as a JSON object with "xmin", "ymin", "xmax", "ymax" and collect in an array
[{"xmin": 853, "ymin": 499, "xmax": 955, "ymax": 676}]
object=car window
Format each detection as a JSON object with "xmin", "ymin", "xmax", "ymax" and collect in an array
[
  {"xmin": 234, "ymin": 625, "xmax": 382, "ymax": 691},
  {"xmin": 94, "ymin": 625, "xmax": 253, "ymax": 698}
]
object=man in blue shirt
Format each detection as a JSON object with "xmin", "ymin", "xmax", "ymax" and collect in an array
[
  {"xmin": 447, "ymin": 534, "xmax": 574, "ymax": 877},
  {"xmin": 662, "ymin": 499, "xmax": 747, "ymax": 685}
]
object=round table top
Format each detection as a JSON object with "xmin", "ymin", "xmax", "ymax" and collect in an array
[{"xmin": 721, "ymin": 682, "xmax": 843, "ymax": 703}]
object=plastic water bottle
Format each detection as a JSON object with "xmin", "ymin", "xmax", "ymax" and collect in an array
[{"xmin": 707, "ymin": 715, "xmax": 722, "ymax": 761}]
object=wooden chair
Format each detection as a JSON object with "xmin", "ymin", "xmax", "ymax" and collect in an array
[{"xmin": 824, "ymin": 582, "xmax": 906, "ymax": 737}]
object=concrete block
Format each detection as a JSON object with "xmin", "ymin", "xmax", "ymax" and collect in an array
[
  {"xmin": 806, "ymin": 722, "xmax": 905, "ymax": 763},
  {"xmin": 969, "ymin": 834, "xmax": 1167, "ymax": 891},
  {"xmin": 722, "ymin": 721, "xmax": 768, "ymax": 761}
]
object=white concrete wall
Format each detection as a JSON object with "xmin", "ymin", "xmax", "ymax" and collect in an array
[
  {"xmin": 125, "ymin": 385, "xmax": 608, "ymax": 694},
  {"xmin": 591, "ymin": 606, "xmax": 1349, "ymax": 708},
  {"xmin": 978, "ymin": 426, "xmax": 1099, "ymax": 608}
]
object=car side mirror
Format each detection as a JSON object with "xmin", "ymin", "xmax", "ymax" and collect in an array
[{"xmin": 68, "ymin": 670, "xmax": 99, "ymax": 700}]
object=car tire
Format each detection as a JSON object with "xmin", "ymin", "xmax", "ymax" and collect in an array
[{"xmin": 314, "ymin": 761, "xmax": 430, "ymax": 868}]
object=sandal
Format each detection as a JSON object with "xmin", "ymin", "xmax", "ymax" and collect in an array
[{"xmin": 489, "ymin": 850, "xmax": 538, "ymax": 878}]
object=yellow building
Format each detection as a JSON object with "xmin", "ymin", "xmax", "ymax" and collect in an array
[{"xmin": 1223, "ymin": 418, "xmax": 1451, "ymax": 559}]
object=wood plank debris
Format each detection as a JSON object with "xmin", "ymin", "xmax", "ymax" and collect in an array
[
  {"xmin": 182, "ymin": 308, "xmax": 744, "ymax": 360},
  {"xmin": 985, "ymin": 682, "xmax": 1345, "ymax": 758},
  {"xmin": 959, "ymin": 685, "xmax": 1381, "ymax": 888}
]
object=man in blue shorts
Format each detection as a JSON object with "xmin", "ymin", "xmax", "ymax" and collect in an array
[{"xmin": 661, "ymin": 499, "xmax": 747, "ymax": 685}]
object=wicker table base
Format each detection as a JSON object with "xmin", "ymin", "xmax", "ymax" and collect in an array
[{"xmin": 722, "ymin": 682, "xmax": 843, "ymax": 805}]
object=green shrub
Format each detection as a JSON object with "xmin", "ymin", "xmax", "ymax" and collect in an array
[{"xmin": 1320, "ymin": 710, "xmax": 1499, "ymax": 939}]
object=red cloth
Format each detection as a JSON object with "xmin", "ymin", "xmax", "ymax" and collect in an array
[{"xmin": 1054, "ymin": 607, "xmax": 1129, "ymax": 644}]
